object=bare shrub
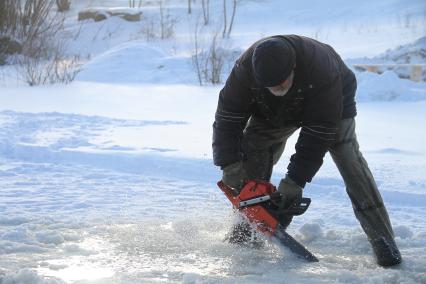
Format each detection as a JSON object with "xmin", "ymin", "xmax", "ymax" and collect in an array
[
  {"xmin": 18, "ymin": 54, "xmax": 81, "ymax": 86},
  {"xmin": 0, "ymin": 1, "xmax": 20, "ymax": 35},
  {"xmin": 192, "ymin": 19, "xmax": 203, "ymax": 85},
  {"xmin": 140, "ymin": 16, "xmax": 157, "ymax": 41},
  {"xmin": 201, "ymin": 0, "xmax": 210, "ymax": 25},
  {"xmin": 17, "ymin": 41, "xmax": 82, "ymax": 86},
  {"xmin": 222, "ymin": 0, "xmax": 238, "ymax": 38},
  {"xmin": 206, "ymin": 32, "xmax": 227, "ymax": 84},
  {"xmin": 192, "ymin": 20, "xmax": 233, "ymax": 85},
  {"xmin": 0, "ymin": 0, "xmax": 63, "ymax": 57},
  {"xmin": 159, "ymin": 1, "xmax": 177, "ymax": 39},
  {"xmin": 188, "ymin": 0, "xmax": 192, "ymax": 14},
  {"xmin": 1, "ymin": 0, "xmax": 82, "ymax": 85},
  {"xmin": 129, "ymin": 0, "xmax": 143, "ymax": 8},
  {"xmin": 139, "ymin": 1, "xmax": 176, "ymax": 41}
]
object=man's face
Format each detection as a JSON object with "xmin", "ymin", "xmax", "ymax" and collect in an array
[{"xmin": 267, "ymin": 70, "xmax": 295, "ymax": 97}]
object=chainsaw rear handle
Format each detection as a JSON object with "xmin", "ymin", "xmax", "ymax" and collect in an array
[
  {"xmin": 219, "ymin": 179, "xmax": 311, "ymax": 215},
  {"xmin": 278, "ymin": 197, "xmax": 311, "ymax": 216}
]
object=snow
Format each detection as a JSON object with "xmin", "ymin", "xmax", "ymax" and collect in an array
[
  {"xmin": 0, "ymin": 269, "xmax": 64, "ymax": 284},
  {"xmin": 356, "ymin": 71, "xmax": 426, "ymax": 101},
  {"xmin": 347, "ymin": 35, "xmax": 426, "ymax": 81},
  {"xmin": 76, "ymin": 42, "xmax": 197, "ymax": 84},
  {"xmin": 377, "ymin": 36, "xmax": 426, "ymax": 64},
  {"xmin": 0, "ymin": 0, "xmax": 426, "ymax": 283}
]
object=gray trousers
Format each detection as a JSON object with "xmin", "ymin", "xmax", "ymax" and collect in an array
[{"xmin": 240, "ymin": 117, "xmax": 395, "ymax": 241}]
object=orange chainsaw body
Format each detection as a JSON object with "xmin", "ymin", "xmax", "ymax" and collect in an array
[{"xmin": 217, "ymin": 180, "xmax": 278, "ymax": 236}]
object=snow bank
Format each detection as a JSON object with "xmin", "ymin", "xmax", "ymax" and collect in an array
[
  {"xmin": 378, "ymin": 36, "xmax": 426, "ymax": 64},
  {"xmin": 76, "ymin": 41, "xmax": 426, "ymax": 102},
  {"xmin": 356, "ymin": 70, "xmax": 426, "ymax": 102},
  {"xmin": 76, "ymin": 41, "xmax": 196, "ymax": 84},
  {"xmin": 348, "ymin": 36, "xmax": 426, "ymax": 82}
]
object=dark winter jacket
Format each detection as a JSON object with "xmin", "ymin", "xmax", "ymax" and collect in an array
[{"xmin": 212, "ymin": 35, "xmax": 357, "ymax": 187}]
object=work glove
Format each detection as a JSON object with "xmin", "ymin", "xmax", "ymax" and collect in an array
[
  {"xmin": 222, "ymin": 161, "xmax": 246, "ymax": 193},
  {"xmin": 271, "ymin": 175, "xmax": 303, "ymax": 228}
]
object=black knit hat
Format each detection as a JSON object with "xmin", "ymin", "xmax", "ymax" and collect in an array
[{"xmin": 252, "ymin": 38, "xmax": 296, "ymax": 87}]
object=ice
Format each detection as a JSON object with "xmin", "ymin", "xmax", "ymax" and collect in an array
[
  {"xmin": 35, "ymin": 231, "xmax": 65, "ymax": 246},
  {"xmin": 0, "ymin": 0, "xmax": 425, "ymax": 283},
  {"xmin": 1, "ymin": 269, "xmax": 64, "ymax": 284},
  {"xmin": 356, "ymin": 71, "xmax": 426, "ymax": 102},
  {"xmin": 394, "ymin": 225, "xmax": 414, "ymax": 240}
]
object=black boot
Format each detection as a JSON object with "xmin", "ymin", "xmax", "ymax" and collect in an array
[
  {"xmin": 370, "ymin": 237, "xmax": 402, "ymax": 267},
  {"xmin": 227, "ymin": 222, "xmax": 264, "ymax": 249}
]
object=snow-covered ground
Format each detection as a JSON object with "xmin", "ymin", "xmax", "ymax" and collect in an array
[{"xmin": 1, "ymin": 0, "xmax": 426, "ymax": 283}]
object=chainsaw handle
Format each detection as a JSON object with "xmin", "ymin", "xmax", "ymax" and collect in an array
[{"xmin": 280, "ymin": 197, "xmax": 311, "ymax": 216}]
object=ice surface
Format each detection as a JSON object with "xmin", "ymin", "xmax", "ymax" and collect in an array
[{"xmin": 0, "ymin": 0, "xmax": 425, "ymax": 283}]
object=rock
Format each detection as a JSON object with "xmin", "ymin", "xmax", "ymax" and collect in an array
[
  {"xmin": 78, "ymin": 10, "xmax": 108, "ymax": 22},
  {"xmin": 78, "ymin": 8, "xmax": 142, "ymax": 22},
  {"xmin": 108, "ymin": 11, "xmax": 142, "ymax": 22}
]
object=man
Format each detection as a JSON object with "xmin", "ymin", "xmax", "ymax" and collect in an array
[{"xmin": 212, "ymin": 35, "xmax": 402, "ymax": 267}]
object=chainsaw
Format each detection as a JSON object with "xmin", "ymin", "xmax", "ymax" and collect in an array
[{"xmin": 218, "ymin": 179, "xmax": 319, "ymax": 262}]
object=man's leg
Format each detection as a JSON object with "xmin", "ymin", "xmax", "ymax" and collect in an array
[
  {"xmin": 329, "ymin": 118, "xmax": 401, "ymax": 266},
  {"xmin": 227, "ymin": 117, "xmax": 297, "ymax": 245},
  {"xmin": 242, "ymin": 117, "xmax": 298, "ymax": 181}
]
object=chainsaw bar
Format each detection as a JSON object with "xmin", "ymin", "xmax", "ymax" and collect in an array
[{"xmin": 275, "ymin": 224, "xmax": 319, "ymax": 262}]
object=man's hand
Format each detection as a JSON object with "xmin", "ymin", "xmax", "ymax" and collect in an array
[
  {"xmin": 271, "ymin": 175, "xmax": 303, "ymax": 228},
  {"xmin": 222, "ymin": 162, "xmax": 246, "ymax": 192},
  {"xmin": 272, "ymin": 175, "xmax": 303, "ymax": 208}
]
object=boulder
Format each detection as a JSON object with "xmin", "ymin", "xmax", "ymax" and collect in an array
[
  {"xmin": 108, "ymin": 11, "xmax": 142, "ymax": 22},
  {"xmin": 78, "ymin": 8, "xmax": 142, "ymax": 22},
  {"xmin": 78, "ymin": 10, "xmax": 108, "ymax": 22}
]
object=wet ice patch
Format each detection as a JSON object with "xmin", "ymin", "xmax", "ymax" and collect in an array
[
  {"xmin": 1, "ymin": 228, "xmax": 32, "ymax": 243},
  {"xmin": 0, "ymin": 269, "xmax": 65, "ymax": 284},
  {"xmin": 0, "ymin": 216, "xmax": 32, "ymax": 226},
  {"xmin": 63, "ymin": 244, "xmax": 98, "ymax": 256},
  {"xmin": 35, "ymin": 231, "xmax": 65, "ymax": 245},
  {"xmin": 0, "ymin": 241, "xmax": 49, "ymax": 254}
]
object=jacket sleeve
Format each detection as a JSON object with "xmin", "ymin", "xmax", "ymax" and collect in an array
[
  {"xmin": 287, "ymin": 75, "xmax": 342, "ymax": 187},
  {"xmin": 212, "ymin": 63, "xmax": 252, "ymax": 168}
]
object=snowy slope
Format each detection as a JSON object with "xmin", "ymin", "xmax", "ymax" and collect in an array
[
  {"xmin": 1, "ymin": 83, "xmax": 426, "ymax": 284},
  {"xmin": 76, "ymin": 42, "xmax": 197, "ymax": 84},
  {"xmin": 1, "ymin": 0, "xmax": 426, "ymax": 283}
]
